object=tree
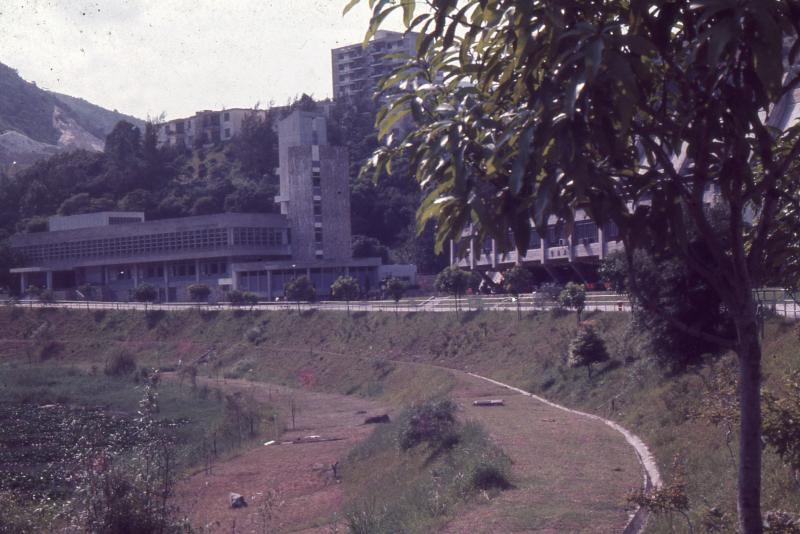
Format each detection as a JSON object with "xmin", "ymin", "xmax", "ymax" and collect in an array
[
  {"xmin": 330, "ymin": 275, "xmax": 360, "ymax": 315},
  {"xmin": 503, "ymin": 266, "xmax": 534, "ymax": 319},
  {"xmin": 38, "ymin": 289, "xmax": 55, "ymax": 305},
  {"xmin": 628, "ymin": 248, "xmax": 731, "ymax": 371},
  {"xmin": 598, "ymin": 251, "xmax": 627, "ymax": 294},
  {"xmin": 384, "ymin": 277, "xmax": 407, "ymax": 316},
  {"xmin": 133, "ymin": 283, "xmax": 158, "ymax": 311},
  {"xmin": 226, "ymin": 289, "xmax": 245, "ymax": 307},
  {"xmin": 567, "ymin": 323, "xmax": 609, "ymax": 378},
  {"xmin": 355, "ymin": 2, "xmax": 800, "ymax": 528},
  {"xmin": 434, "ymin": 266, "xmax": 479, "ymax": 317},
  {"xmin": 284, "ymin": 275, "xmax": 316, "ymax": 312},
  {"xmin": 187, "ymin": 283, "xmax": 211, "ymax": 304},
  {"xmin": 559, "ymin": 283, "xmax": 587, "ymax": 324},
  {"xmin": 352, "ymin": 234, "xmax": 390, "ymax": 263},
  {"xmin": 25, "ymin": 284, "xmax": 41, "ymax": 307},
  {"xmin": 76, "ymin": 284, "xmax": 94, "ymax": 310}
]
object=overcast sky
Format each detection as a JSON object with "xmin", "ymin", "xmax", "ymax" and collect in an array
[{"xmin": 0, "ymin": 1, "xmax": 404, "ymax": 120}]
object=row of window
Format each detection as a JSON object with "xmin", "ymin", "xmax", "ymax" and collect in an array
[
  {"xmin": 17, "ymin": 226, "xmax": 288, "ymax": 264},
  {"xmin": 231, "ymin": 227, "xmax": 288, "ymax": 247},
  {"xmin": 110, "ymin": 261, "xmax": 229, "ymax": 282}
]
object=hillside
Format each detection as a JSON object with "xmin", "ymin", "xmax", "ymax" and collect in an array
[
  {"xmin": 0, "ymin": 62, "xmax": 143, "ymax": 167},
  {"xmin": 0, "ymin": 307, "xmax": 798, "ymax": 532}
]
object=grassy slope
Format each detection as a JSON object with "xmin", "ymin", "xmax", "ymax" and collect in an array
[{"xmin": 0, "ymin": 306, "xmax": 798, "ymax": 532}]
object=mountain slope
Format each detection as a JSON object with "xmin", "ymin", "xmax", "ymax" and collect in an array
[{"xmin": 0, "ymin": 62, "xmax": 143, "ymax": 167}]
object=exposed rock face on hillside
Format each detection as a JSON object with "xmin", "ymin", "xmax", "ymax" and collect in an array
[{"xmin": 0, "ymin": 62, "xmax": 142, "ymax": 168}]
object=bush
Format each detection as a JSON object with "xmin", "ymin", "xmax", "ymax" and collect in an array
[
  {"xmin": 398, "ymin": 399, "xmax": 458, "ymax": 451},
  {"xmin": 244, "ymin": 325, "xmax": 265, "ymax": 344},
  {"xmin": 187, "ymin": 283, "xmax": 211, "ymax": 303},
  {"xmin": 567, "ymin": 323, "xmax": 610, "ymax": 377},
  {"xmin": 105, "ymin": 351, "xmax": 137, "ymax": 377},
  {"xmin": 38, "ymin": 340, "xmax": 64, "ymax": 361}
]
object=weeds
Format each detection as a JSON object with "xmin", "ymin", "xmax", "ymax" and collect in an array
[{"xmin": 343, "ymin": 400, "xmax": 511, "ymax": 532}]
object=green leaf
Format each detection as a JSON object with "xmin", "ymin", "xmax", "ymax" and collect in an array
[{"xmin": 343, "ymin": 0, "xmax": 361, "ymax": 16}]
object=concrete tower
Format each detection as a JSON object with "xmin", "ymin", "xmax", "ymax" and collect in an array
[{"xmin": 276, "ymin": 110, "xmax": 352, "ymax": 262}]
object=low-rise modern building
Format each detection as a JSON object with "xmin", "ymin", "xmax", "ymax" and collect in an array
[
  {"xmin": 9, "ymin": 110, "xmax": 383, "ymax": 301},
  {"xmin": 157, "ymin": 108, "xmax": 270, "ymax": 149}
]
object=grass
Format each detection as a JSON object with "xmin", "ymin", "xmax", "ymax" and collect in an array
[
  {"xmin": 1, "ymin": 305, "xmax": 799, "ymax": 531},
  {"xmin": 342, "ymin": 400, "xmax": 511, "ymax": 533}
]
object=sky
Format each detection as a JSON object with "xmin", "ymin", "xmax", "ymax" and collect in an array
[{"xmin": 0, "ymin": 1, "xmax": 405, "ymax": 120}]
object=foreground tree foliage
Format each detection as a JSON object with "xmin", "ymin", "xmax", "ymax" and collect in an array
[
  {"xmin": 600, "ymin": 248, "xmax": 731, "ymax": 370},
  {"xmin": 352, "ymin": 0, "xmax": 800, "ymax": 530}
]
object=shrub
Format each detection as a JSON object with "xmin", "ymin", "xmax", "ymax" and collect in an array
[
  {"xmin": 244, "ymin": 325, "xmax": 265, "ymax": 344},
  {"xmin": 187, "ymin": 283, "xmax": 211, "ymax": 303},
  {"xmin": 38, "ymin": 340, "xmax": 64, "ymax": 361},
  {"xmin": 105, "ymin": 351, "xmax": 137, "ymax": 377},
  {"xmin": 559, "ymin": 282, "xmax": 587, "ymax": 323},
  {"xmin": 398, "ymin": 399, "xmax": 458, "ymax": 451},
  {"xmin": 567, "ymin": 323, "xmax": 610, "ymax": 377}
]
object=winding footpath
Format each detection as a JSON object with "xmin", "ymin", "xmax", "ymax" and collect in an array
[
  {"xmin": 463, "ymin": 371, "xmax": 660, "ymax": 533},
  {"xmin": 172, "ymin": 363, "xmax": 657, "ymax": 533}
]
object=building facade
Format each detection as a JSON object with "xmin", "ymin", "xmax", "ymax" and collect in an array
[
  {"xmin": 331, "ymin": 30, "xmax": 418, "ymax": 100},
  {"xmin": 452, "ymin": 210, "xmax": 623, "ymax": 287},
  {"xmin": 157, "ymin": 108, "xmax": 269, "ymax": 149},
  {"xmin": 9, "ymin": 110, "xmax": 382, "ymax": 301}
]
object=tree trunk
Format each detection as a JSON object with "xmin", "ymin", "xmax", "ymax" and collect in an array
[{"xmin": 736, "ymin": 317, "xmax": 763, "ymax": 534}]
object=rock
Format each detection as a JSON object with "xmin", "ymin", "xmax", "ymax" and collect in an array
[
  {"xmin": 364, "ymin": 414, "xmax": 391, "ymax": 424},
  {"xmin": 229, "ymin": 493, "xmax": 247, "ymax": 508}
]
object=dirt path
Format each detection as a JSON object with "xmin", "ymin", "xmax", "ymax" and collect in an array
[
  {"xmin": 441, "ymin": 372, "xmax": 643, "ymax": 533},
  {"xmin": 173, "ymin": 377, "xmax": 391, "ymax": 533},
  {"xmin": 174, "ymin": 364, "xmax": 645, "ymax": 534}
]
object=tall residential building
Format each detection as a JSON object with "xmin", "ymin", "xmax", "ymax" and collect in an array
[{"xmin": 331, "ymin": 30, "xmax": 418, "ymax": 100}]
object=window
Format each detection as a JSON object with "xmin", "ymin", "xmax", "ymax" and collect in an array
[
  {"xmin": 314, "ymin": 228, "xmax": 323, "ymax": 244},
  {"xmin": 546, "ymin": 223, "xmax": 567, "ymax": 245},
  {"xmin": 528, "ymin": 230, "xmax": 541, "ymax": 249},
  {"xmin": 223, "ymin": 111, "xmax": 230, "ymax": 121},
  {"xmin": 312, "ymin": 170, "xmax": 321, "ymax": 187},
  {"xmin": 224, "ymin": 128, "xmax": 231, "ymax": 138},
  {"xmin": 313, "ymin": 201, "xmax": 322, "ymax": 216},
  {"xmin": 574, "ymin": 221, "xmax": 599, "ymax": 244}
]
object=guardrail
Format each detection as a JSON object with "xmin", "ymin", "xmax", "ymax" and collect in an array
[{"xmin": 3, "ymin": 294, "xmax": 798, "ymax": 318}]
